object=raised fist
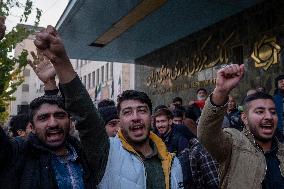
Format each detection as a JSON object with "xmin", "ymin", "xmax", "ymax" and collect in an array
[
  {"xmin": 215, "ymin": 64, "xmax": 245, "ymax": 94},
  {"xmin": 34, "ymin": 25, "xmax": 68, "ymax": 64}
]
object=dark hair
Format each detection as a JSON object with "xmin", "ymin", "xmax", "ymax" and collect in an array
[
  {"xmin": 154, "ymin": 104, "xmax": 168, "ymax": 112},
  {"xmin": 172, "ymin": 108, "xmax": 183, "ymax": 118},
  {"xmin": 243, "ymin": 92, "xmax": 274, "ymax": 113},
  {"xmin": 196, "ymin": 88, "xmax": 207, "ymax": 94},
  {"xmin": 172, "ymin": 97, "xmax": 182, "ymax": 104},
  {"xmin": 98, "ymin": 105, "xmax": 118, "ymax": 125},
  {"xmin": 184, "ymin": 107, "xmax": 198, "ymax": 122},
  {"xmin": 117, "ymin": 90, "xmax": 152, "ymax": 113},
  {"xmin": 275, "ymin": 75, "xmax": 284, "ymax": 89},
  {"xmin": 98, "ymin": 99, "xmax": 115, "ymax": 108},
  {"xmin": 29, "ymin": 95, "xmax": 66, "ymax": 124},
  {"xmin": 153, "ymin": 108, "xmax": 173, "ymax": 119},
  {"xmin": 9, "ymin": 114, "xmax": 30, "ymax": 137}
]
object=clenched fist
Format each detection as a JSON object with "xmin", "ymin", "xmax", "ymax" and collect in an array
[
  {"xmin": 34, "ymin": 25, "xmax": 68, "ymax": 65},
  {"xmin": 34, "ymin": 25, "xmax": 76, "ymax": 84}
]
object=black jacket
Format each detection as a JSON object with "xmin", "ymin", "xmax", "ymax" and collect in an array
[
  {"xmin": 0, "ymin": 131, "xmax": 95, "ymax": 189},
  {"xmin": 0, "ymin": 76, "xmax": 108, "ymax": 189}
]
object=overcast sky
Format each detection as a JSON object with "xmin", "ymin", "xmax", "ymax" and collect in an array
[{"xmin": 6, "ymin": 0, "xmax": 69, "ymax": 30}]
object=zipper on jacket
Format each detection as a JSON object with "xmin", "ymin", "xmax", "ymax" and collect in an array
[{"xmin": 133, "ymin": 153, "xmax": 147, "ymax": 187}]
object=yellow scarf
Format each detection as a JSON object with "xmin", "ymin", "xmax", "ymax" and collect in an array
[{"xmin": 118, "ymin": 130, "xmax": 173, "ymax": 189}]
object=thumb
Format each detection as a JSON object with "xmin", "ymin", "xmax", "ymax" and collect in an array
[{"xmin": 42, "ymin": 50, "xmax": 56, "ymax": 63}]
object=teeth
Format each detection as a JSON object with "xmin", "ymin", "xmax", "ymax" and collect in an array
[{"xmin": 133, "ymin": 125, "xmax": 142, "ymax": 129}]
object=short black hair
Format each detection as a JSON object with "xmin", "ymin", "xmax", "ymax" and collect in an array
[
  {"xmin": 29, "ymin": 95, "xmax": 66, "ymax": 124},
  {"xmin": 196, "ymin": 88, "xmax": 207, "ymax": 94},
  {"xmin": 184, "ymin": 107, "xmax": 198, "ymax": 122},
  {"xmin": 154, "ymin": 104, "xmax": 168, "ymax": 113},
  {"xmin": 172, "ymin": 108, "xmax": 183, "ymax": 118},
  {"xmin": 172, "ymin": 97, "xmax": 182, "ymax": 104},
  {"xmin": 117, "ymin": 90, "xmax": 152, "ymax": 114},
  {"xmin": 275, "ymin": 75, "xmax": 284, "ymax": 89},
  {"xmin": 243, "ymin": 92, "xmax": 274, "ymax": 113},
  {"xmin": 153, "ymin": 108, "xmax": 173, "ymax": 120},
  {"xmin": 9, "ymin": 114, "xmax": 30, "ymax": 137},
  {"xmin": 98, "ymin": 99, "xmax": 115, "ymax": 108}
]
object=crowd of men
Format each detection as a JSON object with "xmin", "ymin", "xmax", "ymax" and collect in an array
[{"xmin": 1, "ymin": 16, "xmax": 284, "ymax": 189}]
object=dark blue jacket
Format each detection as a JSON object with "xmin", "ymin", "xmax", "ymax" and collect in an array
[
  {"xmin": 273, "ymin": 91, "xmax": 283, "ymax": 133},
  {"xmin": 159, "ymin": 126, "xmax": 189, "ymax": 155}
]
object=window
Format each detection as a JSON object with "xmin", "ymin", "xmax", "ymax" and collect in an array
[
  {"xmin": 101, "ymin": 66, "xmax": 104, "ymax": 83},
  {"xmin": 88, "ymin": 73, "xmax": 91, "ymax": 89},
  {"xmin": 110, "ymin": 62, "xmax": 113, "ymax": 79},
  {"xmin": 92, "ymin": 71, "xmax": 96, "ymax": 87},
  {"xmin": 23, "ymin": 69, "xmax": 30, "ymax": 77},
  {"xmin": 76, "ymin": 59, "xmax": 79, "ymax": 69},
  {"xmin": 83, "ymin": 75, "xmax": 87, "ymax": 86},
  {"xmin": 106, "ymin": 63, "xmax": 109, "ymax": 81},
  {"xmin": 22, "ymin": 84, "xmax": 29, "ymax": 92},
  {"xmin": 39, "ymin": 84, "xmax": 44, "ymax": 93},
  {"xmin": 96, "ymin": 69, "xmax": 100, "ymax": 85}
]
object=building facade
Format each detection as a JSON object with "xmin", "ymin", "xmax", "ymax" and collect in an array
[
  {"xmin": 10, "ymin": 32, "xmax": 44, "ymax": 116},
  {"xmin": 10, "ymin": 32, "xmax": 135, "ymax": 116},
  {"xmin": 134, "ymin": 1, "xmax": 284, "ymax": 107},
  {"xmin": 71, "ymin": 59, "xmax": 135, "ymax": 106}
]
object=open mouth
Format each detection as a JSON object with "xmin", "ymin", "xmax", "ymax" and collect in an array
[
  {"xmin": 260, "ymin": 124, "xmax": 274, "ymax": 135},
  {"xmin": 130, "ymin": 125, "xmax": 145, "ymax": 136},
  {"xmin": 157, "ymin": 126, "xmax": 166, "ymax": 131},
  {"xmin": 46, "ymin": 129, "xmax": 64, "ymax": 142}
]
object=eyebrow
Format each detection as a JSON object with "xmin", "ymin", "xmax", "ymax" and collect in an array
[
  {"xmin": 254, "ymin": 107, "xmax": 276, "ymax": 110},
  {"xmin": 36, "ymin": 111, "xmax": 68, "ymax": 117},
  {"xmin": 122, "ymin": 105, "xmax": 148, "ymax": 111}
]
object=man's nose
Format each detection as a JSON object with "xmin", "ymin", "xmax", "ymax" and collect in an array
[
  {"xmin": 48, "ymin": 116, "xmax": 58, "ymax": 127},
  {"xmin": 264, "ymin": 110, "xmax": 273, "ymax": 120},
  {"xmin": 131, "ymin": 110, "xmax": 141, "ymax": 122}
]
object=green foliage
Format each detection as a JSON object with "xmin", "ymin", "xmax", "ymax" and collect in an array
[{"xmin": 0, "ymin": 0, "xmax": 42, "ymax": 122}]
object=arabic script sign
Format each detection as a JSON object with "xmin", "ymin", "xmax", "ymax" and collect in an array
[{"xmin": 146, "ymin": 32, "xmax": 235, "ymax": 87}]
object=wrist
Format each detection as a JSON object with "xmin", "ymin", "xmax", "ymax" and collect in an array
[
  {"xmin": 44, "ymin": 79, "xmax": 57, "ymax": 90},
  {"xmin": 212, "ymin": 88, "xmax": 230, "ymax": 106}
]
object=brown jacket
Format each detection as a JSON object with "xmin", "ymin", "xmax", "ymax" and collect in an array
[{"xmin": 197, "ymin": 97, "xmax": 284, "ymax": 189}]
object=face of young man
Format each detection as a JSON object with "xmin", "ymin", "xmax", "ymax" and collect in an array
[
  {"xmin": 119, "ymin": 100, "xmax": 151, "ymax": 145},
  {"xmin": 105, "ymin": 119, "xmax": 120, "ymax": 137},
  {"xmin": 227, "ymin": 96, "xmax": 237, "ymax": 112},
  {"xmin": 173, "ymin": 101, "xmax": 182, "ymax": 108},
  {"xmin": 243, "ymin": 99, "xmax": 278, "ymax": 143},
  {"xmin": 197, "ymin": 90, "xmax": 207, "ymax": 100},
  {"xmin": 173, "ymin": 116, "xmax": 183, "ymax": 125},
  {"xmin": 32, "ymin": 103, "xmax": 70, "ymax": 149},
  {"xmin": 278, "ymin": 79, "xmax": 284, "ymax": 91},
  {"xmin": 155, "ymin": 115, "xmax": 172, "ymax": 136}
]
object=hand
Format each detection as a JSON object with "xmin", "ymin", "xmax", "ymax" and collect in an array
[
  {"xmin": 34, "ymin": 25, "xmax": 68, "ymax": 64},
  {"xmin": 215, "ymin": 64, "xmax": 244, "ymax": 94},
  {"xmin": 212, "ymin": 64, "xmax": 244, "ymax": 105},
  {"xmin": 0, "ymin": 16, "xmax": 6, "ymax": 40},
  {"xmin": 34, "ymin": 25, "xmax": 76, "ymax": 84},
  {"xmin": 28, "ymin": 50, "xmax": 56, "ymax": 84}
]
